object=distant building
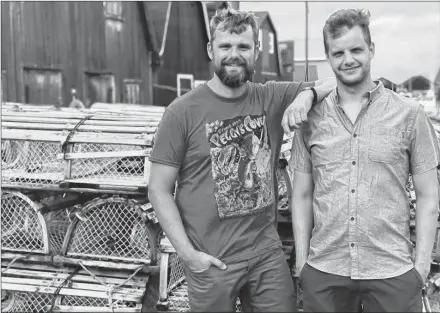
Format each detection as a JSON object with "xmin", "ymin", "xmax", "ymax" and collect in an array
[
  {"xmin": 250, "ymin": 11, "xmax": 283, "ymax": 83},
  {"xmin": 293, "ymin": 57, "xmax": 333, "ymax": 81},
  {"xmin": 1, "ymin": 1, "xmax": 159, "ymax": 106},
  {"xmin": 145, "ymin": 1, "xmax": 214, "ymax": 106},
  {"xmin": 279, "ymin": 40, "xmax": 294, "ymax": 81},
  {"xmin": 435, "ymin": 68, "xmax": 440, "ymax": 103},
  {"xmin": 378, "ymin": 77, "xmax": 398, "ymax": 91},
  {"xmin": 399, "ymin": 75, "xmax": 432, "ymax": 92}
]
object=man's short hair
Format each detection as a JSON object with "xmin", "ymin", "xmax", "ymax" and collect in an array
[
  {"xmin": 209, "ymin": 4, "xmax": 259, "ymax": 49},
  {"xmin": 323, "ymin": 9, "xmax": 372, "ymax": 55}
]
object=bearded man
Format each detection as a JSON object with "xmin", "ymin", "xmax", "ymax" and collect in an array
[{"xmin": 148, "ymin": 5, "xmax": 335, "ymax": 312}]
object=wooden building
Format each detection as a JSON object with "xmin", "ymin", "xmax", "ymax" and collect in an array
[
  {"xmin": 294, "ymin": 57, "xmax": 333, "ymax": 81},
  {"xmin": 378, "ymin": 77, "xmax": 398, "ymax": 91},
  {"xmin": 145, "ymin": 2, "xmax": 284, "ymax": 106},
  {"xmin": 145, "ymin": 1, "xmax": 213, "ymax": 106},
  {"xmin": 1, "ymin": 1, "xmax": 159, "ymax": 106},
  {"xmin": 253, "ymin": 11, "xmax": 283, "ymax": 83},
  {"xmin": 279, "ymin": 40, "xmax": 295, "ymax": 81}
]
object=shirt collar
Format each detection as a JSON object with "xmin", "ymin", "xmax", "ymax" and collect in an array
[{"xmin": 330, "ymin": 80, "xmax": 385, "ymax": 106}]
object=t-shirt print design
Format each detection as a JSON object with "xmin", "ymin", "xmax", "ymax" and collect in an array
[{"xmin": 205, "ymin": 114, "xmax": 273, "ymax": 219}]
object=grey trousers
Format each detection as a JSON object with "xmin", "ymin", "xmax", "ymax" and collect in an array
[
  {"xmin": 184, "ymin": 247, "xmax": 296, "ymax": 312},
  {"xmin": 301, "ymin": 263, "xmax": 423, "ymax": 312}
]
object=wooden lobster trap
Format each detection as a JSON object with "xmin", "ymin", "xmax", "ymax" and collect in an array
[
  {"xmin": 1, "ymin": 260, "xmax": 150, "ymax": 312},
  {"xmin": 61, "ymin": 196, "xmax": 160, "ymax": 266},
  {"xmin": 2, "ymin": 106, "xmax": 163, "ymax": 193},
  {"xmin": 0, "ymin": 190, "xmax": 81, "ymax": 255}
]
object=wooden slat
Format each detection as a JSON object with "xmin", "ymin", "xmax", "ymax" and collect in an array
[
  {"xmin": 1, "ymin": 277, "xmax": 145, "ymax": 296},
  {"xmin": 1, "ymin": 253, "xmax": 159, "ymax": 274},
  {"xmin": 0, "ymin": 261, "xmax": 150, "ymax": 280},
  {"xmin": 1, "ymin": 268, "xmax": 148, "ymax": 287},
  {"xmin": 90, "ymin": 102, "xmax": 165, "ymax": 113},
  {"xmin": 2, "ymin": 116, "xmax": 160, "ymax": 127},
  {"xmin": 62, "ymin": 179, "xmax": 146, "ymax": 187},
  {"xmin": 1, "ymin": 282, "xmax": 142, "ymax": 302},
  {"xmin": 2, "ymin": 122, "xmax": 157, "ymax": 134},
  {"xmin": 57, "ymin": 149, "xmax": 151, "ymax": 160},
  {"xmin": 2, "ymin": 110, "xmax": 163, "ymax": 121},
  {"xmin": 2, "ymin": 129, "xmax": 154, "ymax": 145},
  {"xmin": 51, "ymin": 305, "xmax": 141, "ymax": 313}
]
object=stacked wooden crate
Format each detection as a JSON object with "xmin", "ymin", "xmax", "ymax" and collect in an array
[{"xmin": 1, "ymin": 102, "xmax": 164, "ymax": 312}]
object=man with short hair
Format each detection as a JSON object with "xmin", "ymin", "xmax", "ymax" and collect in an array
[
  {"xmin": 290, "ymin": 8, "xmax": 440, "ymax": 312},
  {"xmin": 148, "ymin": 5, "xmax": 335, "ymax": 312}
]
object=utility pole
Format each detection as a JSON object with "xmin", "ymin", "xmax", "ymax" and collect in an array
[{"xmin": 305, "ymin": 1, "xmax": 309, "ymax": 81}]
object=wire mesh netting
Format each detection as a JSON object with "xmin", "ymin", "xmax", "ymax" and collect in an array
[
  {"xmin": 61, "ymin": 295, "xmax": 138, "ymax": 308},
  {"xmin": 66, "ymin": 198, "xmax": 154, "ymax": 263},
  {"xmin": 1, "ymin": 191, "xmax": 46, "ymax": 253},
  {"xmin": 69, "ymin": 143, "xmax": 150, "ymax": 184},
  {"xmin": 1, "ymin": 140, "xmax": 64, "ymax": 188},
  {"xmin": 1, "ymin": 291, "xmax": 141, "ymax": 312},
  {"xmin": 1, "ymin": 291, "xmax": 53, "ymax": 313},
  {"xmin": 277, "ymin": 167, "xmax": 290, "ymax": 212},
  {"xmin": 45, "ymin": 209, "xmax": 73, "ymax": 254}
]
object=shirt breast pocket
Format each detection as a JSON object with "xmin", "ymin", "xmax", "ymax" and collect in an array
[{"xmin": 368, "ymin": 127, "xmax": 402, "ymax": 164}]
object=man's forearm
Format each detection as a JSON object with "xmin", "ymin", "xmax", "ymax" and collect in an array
[
  {"xmin": 415, "ymin": 195, "xmax": 439, "ymax": 267},
  {"xmin": 292, "ymin": 195, "xmax": 314, "ymax": 272},
  {"xmin": 313, "ymin": 77, "xmax": 336, "ymax": 102},
  {"xmin": 149, "ymin": 190, "xmax": 195, "ymax": 261}
]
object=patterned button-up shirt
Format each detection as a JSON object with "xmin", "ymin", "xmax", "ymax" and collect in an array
[{"xmin": 290, "ymin": 81, "xmax": 440, "ymax": 279}]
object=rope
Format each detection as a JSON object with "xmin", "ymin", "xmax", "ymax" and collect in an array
[
  {"xmin": 61, "ymin": 114, "xmax": 94, "ymax": 158},
  {"xmin": 77, "ymin": 261, "xmax": 144, "ymax": 311},
  {"xmin": 48, "ymin": 265, "xmax": 81, "ymax": 313},
  {"xmin": 1, "ymin": 255, "xmax": 26, "ymax": 273}
]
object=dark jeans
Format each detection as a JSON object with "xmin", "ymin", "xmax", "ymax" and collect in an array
[
  {"xmin": 301, "ymin": 263, "xmax": 423, "ymax": 312},
  {"xmin": 184, "ymin": 248, "xmax": 296, "ymax": 312}
]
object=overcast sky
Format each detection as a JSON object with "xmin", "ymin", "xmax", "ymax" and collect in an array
[{"xmin": 240, "ymin": 1, "xmax": 440, "ymax": 84}]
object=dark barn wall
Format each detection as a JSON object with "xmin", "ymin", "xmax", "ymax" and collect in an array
[
  {"xmin": 1, "ymin": 1, "xmax": 154, "ymax": 106},
  {"xmin": 254, "ymin": 18, "xmax": 281, "ymax": 83},
  {"xmin": 154, "ymin": 2, "xmax": 211, "ymax": 106}
]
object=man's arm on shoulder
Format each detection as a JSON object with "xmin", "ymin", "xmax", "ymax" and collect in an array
[
  {"xmin": 281, "ymin": 77, "xmax": 336, "ymax": 134},
  {"xmin": 289, "ymin": 126, "xmax": 314, "ymax": 275}
]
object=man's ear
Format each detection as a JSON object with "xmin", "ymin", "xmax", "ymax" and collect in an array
[
  {"xmin": 207, "ymin": 42, "xmax": 213, "ymax": 61},
  {"xmin": 254, "ymin": 45, "xmax": 260, "ymax": 61}
]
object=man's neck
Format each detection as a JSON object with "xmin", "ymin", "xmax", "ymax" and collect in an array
[
  {"xmin": 337, "ymin": 77, "xmax": 376, "ymax": 106},
  {"xmin": 207, "ymin": 74, "xmax": 247, "ymax": 99}
]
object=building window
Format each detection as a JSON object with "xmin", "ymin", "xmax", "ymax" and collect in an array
[
  {"xmin": 23, "ymin": 68, "xmax": 63, "ymax": 105},
  {"xmin": 123, "ymin": 79, "xmax": 141, "ymax": 104},
  {"xmin": 258, "ymin": 30, "xmax": 263, "ymax": 51},
  {"xmin": 104, "ymin": 1, "xmax": 122, "ymax": 20},
  {"xmin": 85, "ymin": 72, "xmax": 115, "ymax": 106},
  {"xmin": 268, "ymin": 32, "xmax": 275, "ymax": 54}
]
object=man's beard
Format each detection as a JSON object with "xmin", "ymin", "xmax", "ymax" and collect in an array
[{"xmin": 215, "ymin": 59, "xmax": 254, "ymax": 88}]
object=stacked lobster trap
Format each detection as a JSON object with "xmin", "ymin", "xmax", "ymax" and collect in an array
[{"xmin": 1, "ymin": 102, "xmax": 165, "ymax": 312}]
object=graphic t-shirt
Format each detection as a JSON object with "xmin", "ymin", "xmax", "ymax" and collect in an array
[{"xmin": 149, "ymin": 80, "xmax": 311, "ymax": 263}]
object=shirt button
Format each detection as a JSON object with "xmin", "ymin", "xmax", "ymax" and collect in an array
[
  {"xmin": 353, "ymin": 134, "xmax": 358, "ymax": 138},
  {"xmin": 351, "ymin": 243, "xmax": 355, "ymax": 247},
  {"xmin": 352, "ymin": 161, "xmax": 356, "ymax": 165},
  {"xmin": 351, "ymin": 189, "xmax": 355, "ymax": 193},
  {"xmin": 350, "ymin": 217, "xmax": 355, "ymax": 221}
]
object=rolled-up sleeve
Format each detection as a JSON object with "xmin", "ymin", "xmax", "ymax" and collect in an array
[
  {"xmin": 289, "ymin": 126, "xmax": 312, "ymax": 173},
  {"xmin": 409, "ymin": 105, "xmax": 440, "ymax": 175}
]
